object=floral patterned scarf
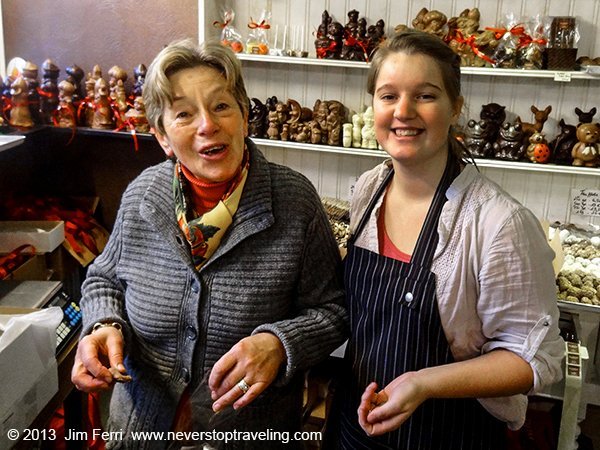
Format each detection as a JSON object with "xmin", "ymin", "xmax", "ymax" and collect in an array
[{"xmin": 173, "ymin": 151, "xmax": 249, "ymax": 270}]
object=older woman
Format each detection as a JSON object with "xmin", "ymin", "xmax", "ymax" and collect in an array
[{"xmin": 71, "ymin": 38, "xmax": 347, "ymax": 449}]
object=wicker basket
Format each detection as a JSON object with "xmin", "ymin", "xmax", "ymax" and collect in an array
[{"xmin": 546, "ymin": 48, "xmax": 578, "ymax": 70}]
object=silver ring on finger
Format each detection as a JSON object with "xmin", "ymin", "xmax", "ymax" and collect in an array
[{"xmin": 237, "ymin": 378, "xmax": 250, "ymax": 394}]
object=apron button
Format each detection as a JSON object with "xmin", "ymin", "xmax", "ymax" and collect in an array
[{"xmin": 405, "ymin": 292, "xmax": 413, "ymax": 303}]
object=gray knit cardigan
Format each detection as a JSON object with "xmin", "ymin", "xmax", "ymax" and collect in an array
[{"xmin": 80, "ymin": 141, "xmax": 348, "ymax": 449}]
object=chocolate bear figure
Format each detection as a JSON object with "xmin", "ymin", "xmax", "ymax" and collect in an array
[{"xmin": 572, "ymin": 122, "xmax": 600, "ymax": 167}]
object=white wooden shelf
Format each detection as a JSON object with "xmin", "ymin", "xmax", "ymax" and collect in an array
[
  {"xmin": 473, "ymin": 158, "xmax": 600, "ymax": 176},
  {"xmin": 238, "ymin": 53, "xmax": 599, "ymax": 81},
  {"xmin": 253, "ymin": 137, "xmax": 387, "ymax": 158},
  {"xmin": 253, "ymin": 138, "xmax": 600, "ymax": 176}
]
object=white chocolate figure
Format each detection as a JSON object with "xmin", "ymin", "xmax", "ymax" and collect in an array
[
  {"xmin": 361, "ymin": 106, "xmax": 377, "ymax": 149},
  {"xmin": 343, "ymin": 123, "xmax": 353, "ymax": 147},
  {"xmin": 352, "ymin": 112, "xmax": 364, "ymax": 148}
]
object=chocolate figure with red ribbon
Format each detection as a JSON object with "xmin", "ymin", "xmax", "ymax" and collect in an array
[
  {"xmin": 91, "ymin": 77, "xmax": 114, "ymax": 130},
  {"xmin": 55, "ymin": 79, "xmax": 77, "ymax": 129},
  {"xmin": 22, "ymin": 61, "xmax": 41, "ymax": 124},
  {"xmin": 39, "ymin": 59, "xmax": 60, "ymax": 124},
  {"xmin": 9, "ymin": 76, "xmax": 34, "ymax": 128}
]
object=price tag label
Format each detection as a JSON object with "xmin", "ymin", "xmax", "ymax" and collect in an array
[
  {"xmin": 571, "ymin": 188, "xmax": 600, "ymax": 216},
  {"xmin": 554, "ymin": 71, "xmax": 572, "ymax": 82}
]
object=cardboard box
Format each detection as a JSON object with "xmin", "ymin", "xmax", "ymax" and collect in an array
[
  {"xmin": 0, "ymin": 307, "xmax": 62, "ymax": 448},
  {"xmin": 0, "ymin": 221, "xmax": 65, "ymax": 254},
  {"xmin": 2, "ymin": 254, "xmax": 50, "ymax": 281}
]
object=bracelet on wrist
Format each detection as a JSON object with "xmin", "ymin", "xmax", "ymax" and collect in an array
[{"xmin": 92, "ymin": 321, "xmax": 122, "ymax": 334}]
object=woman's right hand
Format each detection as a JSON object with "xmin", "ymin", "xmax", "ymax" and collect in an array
[
  {"xmin": 71, "ymin": 326, "xmax": 126, "ymax": 392},
  {"xmin": 357, "ymin": 372, "xmax": 426, "ymax": 436}
]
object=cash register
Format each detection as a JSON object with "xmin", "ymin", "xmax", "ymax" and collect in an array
[{"xmin": 0, "ymin": 280, "xmax": 81, "ymax": 355}]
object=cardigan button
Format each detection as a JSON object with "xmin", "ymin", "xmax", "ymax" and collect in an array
[
  {"xmin": 191, "ymin": 281, "xmax": 199, "ymax": 293},
  {"xmin": 176, "ymin": 235, "xmax": 184, "ymax": 246},
  {"xmin": 186, "ymin": 326, "xmax": 197, "ymax": 341},
  {"xmin": 181, "ymin": 368, "xmax": 190, "ymax": 383},
  {"xmin": 404, "ymin": 292, "xmax": 413, "ymax": 303}
]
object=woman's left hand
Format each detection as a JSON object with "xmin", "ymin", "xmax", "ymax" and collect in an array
[
  {"xmin": 208, "ymin": 332, "xmax": 286, "ymax": 412},
  {"xmin": 357, "ymin": 371, "xmax": 426, "ymax": 436}
]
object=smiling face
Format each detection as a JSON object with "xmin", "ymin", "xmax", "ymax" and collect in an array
[
  {"xmin": 372, "ymin": 52, "xmax": 463, "ymax": 169},
  {"xmin": 155, "ymin": 66, "xmax": 248, "ymax": 182}
]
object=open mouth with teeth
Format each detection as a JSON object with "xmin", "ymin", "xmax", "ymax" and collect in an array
[
  {"xmin": 200, "ymin": 145, "xmax": 226, "ymax": 155},
  {"xmin": 394, "ymin": 128, "xmax": 421, "ymax": 137}
]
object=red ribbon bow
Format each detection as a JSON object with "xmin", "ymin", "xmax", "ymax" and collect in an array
[
  {"xmin": 213, "ymin": 19, "xmax": 231, "ymax": 29},
  {"xmin": 248, "ymin": 19, "xmax": 270, "ymax": 30}
]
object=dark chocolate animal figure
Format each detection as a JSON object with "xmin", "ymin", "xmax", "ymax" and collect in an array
[
  {"xmin": 479, "ymin": 103, "xmax": 506, "ymax": 143},
  {"xmin": 248, "ymin": 97, "xmax": 267, "ymax": 138},
  {"xmin": 464, "ymin": 119, "xmax": 494, "ymax": 158},
  {"xmin": 550, "ymin": 119, "xmax": 577, "ymax": 165},
  {"xmin": 575, "ymin": 107, "xmax": 597, "ymax": 125},
  {"xmin": 493, "ymin": 117, "xmax": 527, "ymax": 161}
]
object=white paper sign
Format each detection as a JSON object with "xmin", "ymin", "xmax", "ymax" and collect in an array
[{"xmin": 571, "ymin": 189, "xmax": 600, "ymax": 217}]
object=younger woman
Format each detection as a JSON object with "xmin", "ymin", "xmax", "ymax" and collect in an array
[{"xmin": 334, "ymin": 30, "xmax": 564, "ymax": 449}]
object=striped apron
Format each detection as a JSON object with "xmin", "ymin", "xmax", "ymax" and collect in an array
[{"xmin": 337, "ymin": 159, "xmax": 507, "ymax": 450}]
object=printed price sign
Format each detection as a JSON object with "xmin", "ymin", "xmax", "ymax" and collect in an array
[{"xmin": 571, "ymin": 189, "xmax": 600, "ymax": 217}]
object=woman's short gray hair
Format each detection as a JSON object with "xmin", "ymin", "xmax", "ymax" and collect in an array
[{"xmin": 143, "ymin": 38, "xmax": 249, "ymax": 134}]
